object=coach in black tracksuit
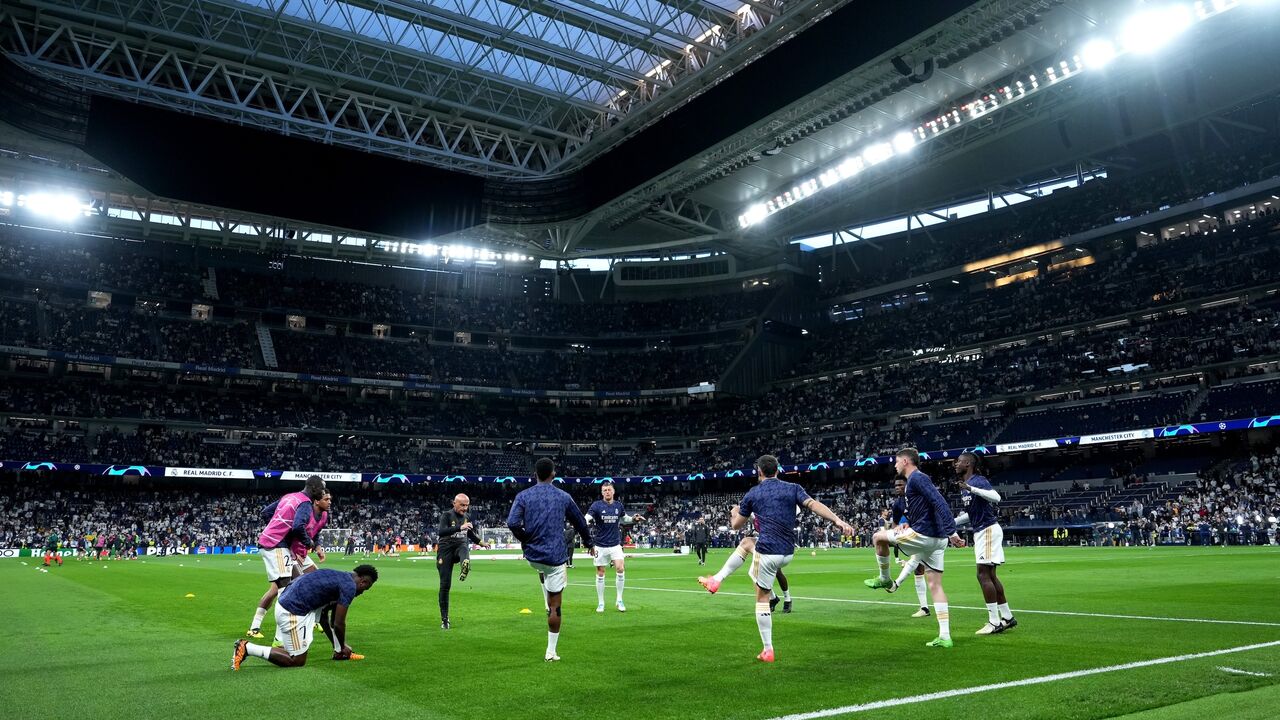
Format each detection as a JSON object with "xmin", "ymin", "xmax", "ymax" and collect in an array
[
  {"xmin": 690, "ymin": 517, "xmax": 710, "ymax": 565},
  {"xmin": 437, "ymin": 493, "xmax": 486, "ymax": 629},
  {"xmin": 563, "ymin": 525, "xmax": 578, "ymax": 568}
]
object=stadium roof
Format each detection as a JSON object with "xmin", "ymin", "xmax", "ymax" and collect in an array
[
  {"xmin": 0, "ymin": 0, "xmax": 847, "ymax": 178},
  {"xmin": 3, "ymin": 0, "xmax": 1280, "ymax": 263}
]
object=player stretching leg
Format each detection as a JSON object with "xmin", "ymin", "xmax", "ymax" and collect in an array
[
  {"xmin": 865, "ymin": 449, "xmax": 965, "ymax": 648},
  {"xmin": 507, "ymin": 458, "xmax": 594, "ymax": 661},
  {"xmin": 887, "ymin": 476, "xmax": 930, "ymax": 618},
  {"xmin": 728, "ymin": 455, "xmax": 853, "ymax": 662},
  {"xmin": 586, "ymin": 482, "xmax": 643, "ymax": 613},
  {"xmin": 698, "ymin": 534, "xmax": 794, "ymax": 613},
  {"xmin": 42, "ymin": 531, "xmax": 63, "ymax": 567},
  {"xmin": 233, "ymin": 566, "xmax": 377, "ymax": 670},
  {"xmin": 953, "ymin": 452, "xmax": 1017, "ymax": 635},
  {"xmin": 247, "ymin": 476, "xmax": 327, "ymax": 639},
  {"xmin": 436, "ymin": 493, "xmax": 490, "ymax": 629}
]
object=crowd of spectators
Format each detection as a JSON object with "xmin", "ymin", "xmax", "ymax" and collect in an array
[
  {"xmin": 4, "ymin": 445, "xmax": 1275, "ymax": 553},
  {"xmin": 214, "ymin": 270, "xmax": 773, "ymax": 336},
  {"xmin": 0, "ymin": 299, "xmax": 38, "ymax": 347},
  {"xmin": 1142, "ymin": 449, "xmax": 1280, "ymax": 545},
  {"xmin": 0, "ymin": 230, "xmax": 205, "ymax": 301},
  {"xmin": 817, "ymin": 135, "xmax": 1280, "ymax": 298},
  {"xmin": 799, "ymin": 214, "xmax": 1280, "ymax": 376},
  {"xmin": 269, "ymin": 330, "xmax": 737, "ymax": 389},
  {"xmin": 0, "ymin": 230, "xmax": 772, "ymax": 338}
]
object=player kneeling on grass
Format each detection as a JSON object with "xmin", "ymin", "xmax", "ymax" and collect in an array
[
  {"xmin": 865, "ymin": 448, "xmax": 965, "ymax": 649},
  {"xmin": 247, "ymin": 477, "xmax": 327, "ymax": 638},
  {"xmin": 725, "ymin": 455, "xmax": 853, "ymax": 663},
  {"xmin": 233, "ymin": 565, "xmax": 378, "ymax": 670},
  {"xmin": 248, "ymin": 492, "xmax": 332, "ymax": 638}
]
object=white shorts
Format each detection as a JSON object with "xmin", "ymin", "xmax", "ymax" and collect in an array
[
  {"xmin": 748, "ymin": 552, "xmax": 793, "ymax": 591},
  {"xmin": 273, "ymin": 601, "xmax": 316, "ymax": 656},
  {"xmin": 528, "ymin": 561, "xmax": 568, "ymax": 593},
  {"xmin": 593, "ymin": 545, "xmax": 625, "ymax": 567},
  {"xmin": 974, "ymin": 524, "xmax": 1005, "ymax": 566},
  {"xmin": 891, "ymin": 529, "xmax": 948, "ymax": 573},
  {"xmin": 261, "ymin": 547, "xmax": 295, "ymax": 582},
  {"xmin": 300, "ymin": 555, "xmax": 317, "ymax": 572}
]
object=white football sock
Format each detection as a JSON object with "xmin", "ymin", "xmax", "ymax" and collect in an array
[
  {"xmin": 998, "ymin": 602, "xmax": 1013, "ymax": 621},
  {"xmin": 986, "ymin": 602, "xmax": 999, "ymax": 626},
  {"xmin": 895, "ymin": 558, "xmax": 920, "ymax": 586},
  {"xmin": 546, "ymin": 631, "xmax": 559, "ymax": 656},
  {"xmin": 876, "ymin": 553, "xmax": 891, "ymax": 581},
  {"xmin": 755, "ymin": 602, "xmax": 773, "ymax": 650},
  {"xmin": 615, "ymin": 573, "xmax": 625, "ymax": 603},
  {"xmin": 783, "ymin": 589, "xmax": 791, "ymax": 602},
  {"xmin": 714, "ymin": 549, "xmax": 747, "ymax": 582},
  {"xmin": 935, "ymin": 602, "xmax": 951, "ymax": 640},
  {"xmin": 245, "ymin": 643, "xmax": 271, "ymax": 660},
  {"xmin": 596, "ymin": 575, "xmax": 606, "ymax": 606},
  {"xmin": 914, "ymin": 574, "xmax": 929, "ymax": 609},
  {"xmin": 250, "ymin": 607, "xmax": 267, "ymax": 630}
]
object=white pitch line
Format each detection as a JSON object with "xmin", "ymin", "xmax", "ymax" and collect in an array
[
  {"xmin": 565, "ymin": 583, "xmax": 1280, "ymax": 628},
  {"xmin": 1217, "ymin": 666, "xmax": 1273, "ymax": 677},
  {"xmin": 767, "ymin": 640, "xmax": 1280, "ymax": 720}
]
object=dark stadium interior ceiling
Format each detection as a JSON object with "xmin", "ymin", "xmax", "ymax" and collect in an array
[{"xmin": 2, "ymin": 0, "xmax": 1280, "ymax": 261}]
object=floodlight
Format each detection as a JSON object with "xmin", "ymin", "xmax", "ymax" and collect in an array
[
  {"xmin": 891, "ymin": 131, "xmax": 916, "ymax": 154},
  {"xmin": 862, "ymin": 142, "xmax": 894, "ymax": 166},
  {"xmin": 1080, "ymin": 38, "xmax": 1117, "ymax": 69},
  {"xmin": 20, "ymin": 192, "xmax": 89, "ymax": 221},
  {"xmin": 1120, "ymin": 4, "xmax": 1194, "ymax": 54},
  {"xmin": 742, "ymin": 204, "xmax": 768, "ymax": 226},
  {"xmin": 837, "ymin": 156, "xmax": 865, "ymax": 179}
]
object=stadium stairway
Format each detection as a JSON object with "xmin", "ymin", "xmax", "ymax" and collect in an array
[
  {"xmin": 201, "ymin": 267, "xmax": 220, "ymax": 301},
  {"xmin": 1183, "ymin": 384, "xmax": 1212, "ymax": 419},
  {"xmin": 34, "ymin": 302, "xmax": 50, "ymax": 345},
  {"xmin": 985, "ymin": 413, "xmax": 1016, "ymax": 445},
  {"xmin": 255, "ymin": 322, "xmax": 278, "ymax": 369},
  {"xmin": 718, "ymin": 286, "xmax": 808, "ymax": 395}
]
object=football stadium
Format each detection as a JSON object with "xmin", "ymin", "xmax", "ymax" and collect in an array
[{"xmin": 1, "ymin": 0, "xmax": 1279, "ymax": 717}]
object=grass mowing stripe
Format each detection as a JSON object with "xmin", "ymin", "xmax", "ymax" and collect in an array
[
  {"xmin": 567, "ymin": 583, "xmax": 1280, "ymax": 627},
  {"xmin": 768, "ymin": 640, "xmax": 1280, "ymax": 720}
]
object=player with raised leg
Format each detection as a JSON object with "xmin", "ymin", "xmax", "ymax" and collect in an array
[
  {"xmin": 953, "ymin": 452, "xmax": 1018, "ymax": 635},
  {"xmin": 437, "ymin": 493, "xmax": 490, "ymax": 630},
  {"xmin": 887, "ymin": 476, "xmax": 931, "ymax": 618},
  {"xmin": 586, "ymin": 481, "xmax": 643, "ymax": 613},
  {"xmin": 698, "ymin": 530, "xmax": 794, "ymax": 612},
  {"xmin": 865, "ymin": 448, "xmax": 965, "ymax": 648},
  {"xmin": 727, "ymin": 455, "xmax": 853, "ymax": 662},
  {"xmin": 507, "ymin": 458, "xmax": 594, "ymax": 661}
]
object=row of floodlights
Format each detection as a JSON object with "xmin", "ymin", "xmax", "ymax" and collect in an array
[
  {"xmin": 738, "ymin": 0, "xmax": 1270, "ymax": 229},
  {"xmin": 0, "ymin": 190, "xmax": 94, "ymax": 221}
]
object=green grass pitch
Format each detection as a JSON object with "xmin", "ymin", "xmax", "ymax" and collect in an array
[{"xmin": 4, "ymin": 546, "xmax": 1279, "ymax": 720}]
